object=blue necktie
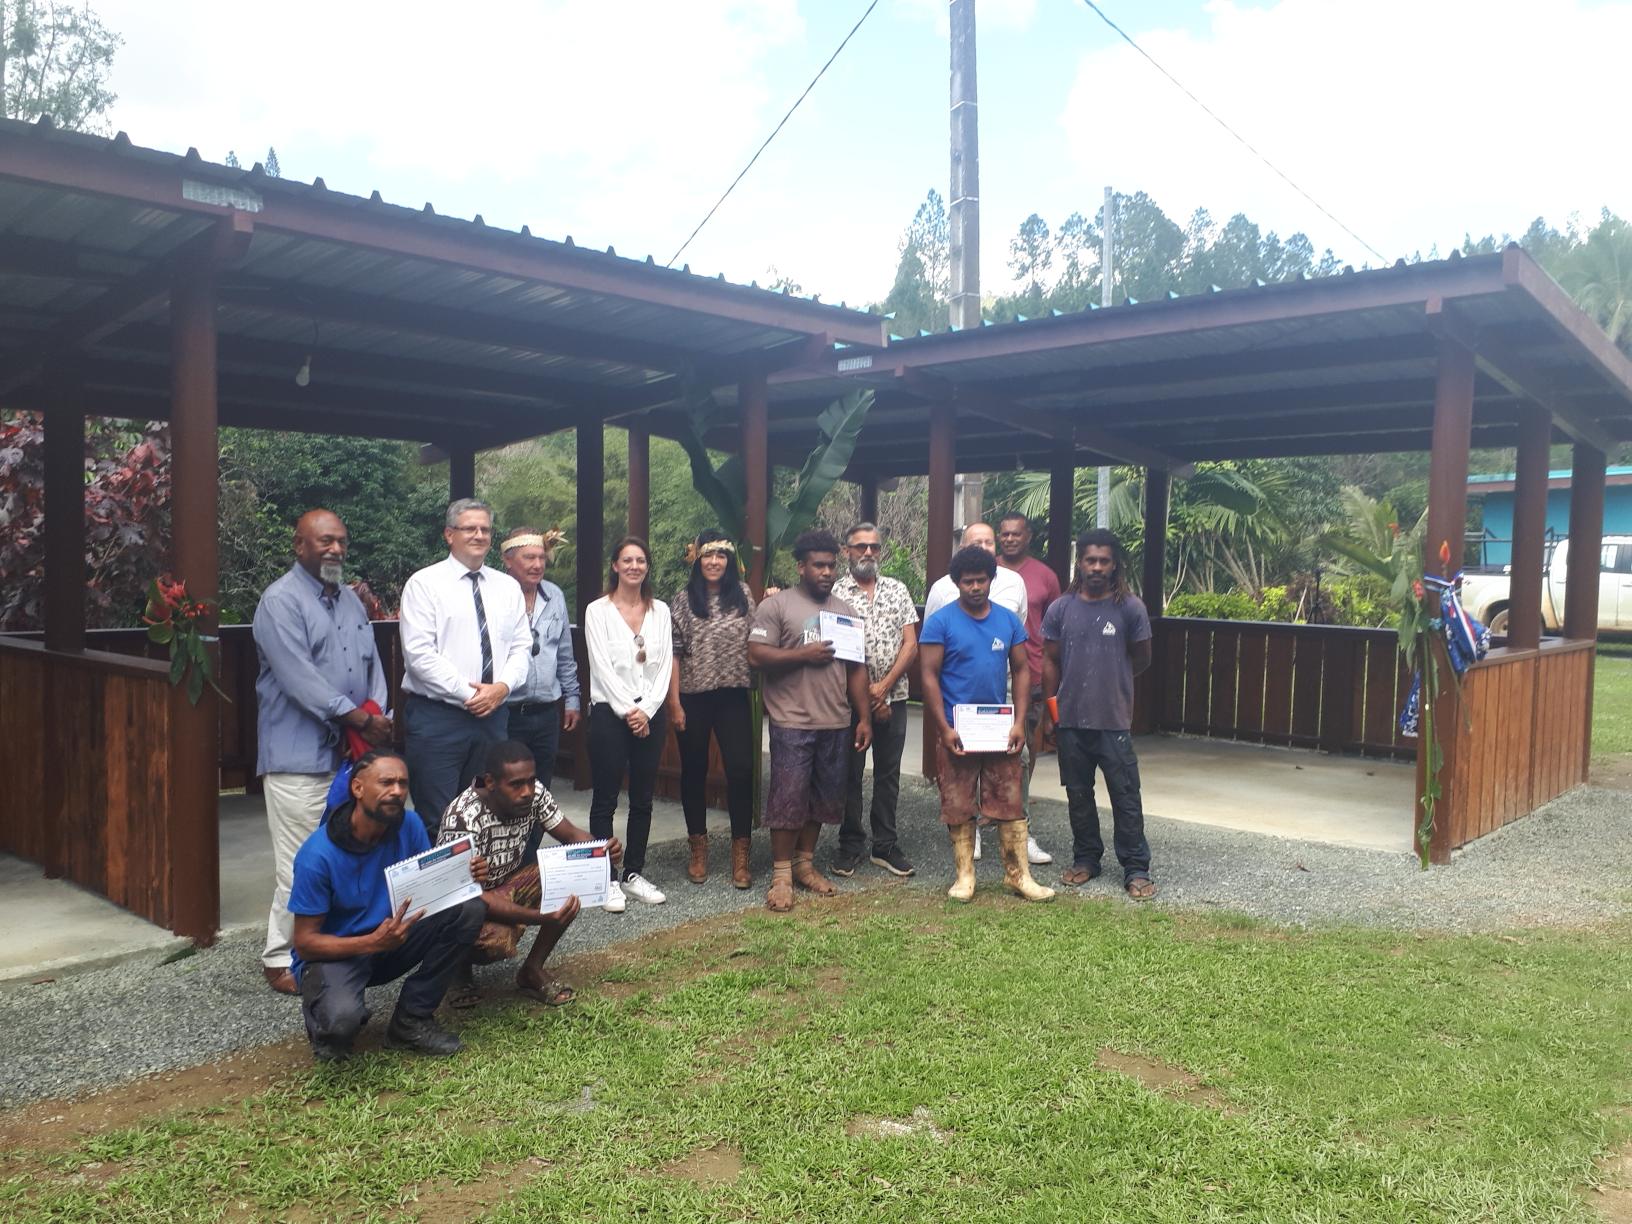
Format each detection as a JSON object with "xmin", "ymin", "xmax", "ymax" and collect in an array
[{"xmin": 466, "ymin": 571, "xmax": 494, "ymax": 684}]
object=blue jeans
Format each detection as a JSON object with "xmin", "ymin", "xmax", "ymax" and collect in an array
[
  {"xmin": 298, "ymin": 898, "xmax": 485, "ymax": 1047},
  {"xmin": 403, "ymin": 694, "xmax": 510, "ymax": 838},
  {"xmin": 1055, "ymin": 727, "xmax": 1151, "ymax": 878}
]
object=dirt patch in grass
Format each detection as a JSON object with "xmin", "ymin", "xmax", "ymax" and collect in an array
[
  {"xmin": 398, "ymin": 1156, "xmax": 550, "ymax": 1222},
  {"xmin": 847, "ymin": 1107, "xmax": 951, "ymax": 1142},
  {"xmin": 1591, "ymin": 757, "xmax": 1632, "ymax": 791},
  {"xmin": 1095, "ymin": 1048, "xmax": 1234, "ymax": 1113},
  {"xmin": 659, "ymin": 1142, "xmax": 744, "ymax": 1186},
  {"xmin": 1589, "ymin": 1146, "xmax": 1632, "ymax": 1222},
  {"xmin": 0, "ymin": 1039, "xmax": 314, "ymax": 1160}
]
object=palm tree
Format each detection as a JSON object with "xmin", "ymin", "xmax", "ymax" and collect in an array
[{"xmin": 1558, "ymin": 211, "xmax": 1632, "ymax": 349}]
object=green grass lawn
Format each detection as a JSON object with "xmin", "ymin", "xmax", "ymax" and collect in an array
[
  {"xmin": 7, "ymin": 894, "xmax": 1632, "ymax": 1223},
  {"xmin": 1595, "ymin": 651, "xmax": 1632, "ymax": 758}
]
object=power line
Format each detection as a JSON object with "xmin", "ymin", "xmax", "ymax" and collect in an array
[
  {"xmin": 1077, "ymin": 0, "xmax": 1387, "ymax": 265},
  {"xmin": 666, "ymin": 0, "xmax": 881, "ymax": 270}
]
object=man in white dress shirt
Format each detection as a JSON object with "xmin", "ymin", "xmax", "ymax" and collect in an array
[
  {"xmin": 399, "ymin": 499, "xmax": 531, "ymax": 834},
  {"xmin": 921, "ymin": 521, "xmax": 1053, "ymax": 867}
]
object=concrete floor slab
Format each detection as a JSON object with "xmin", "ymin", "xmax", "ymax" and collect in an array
[{"xmin": 2, "ymin": 718, "xmax": 1412, "ymax": 983}]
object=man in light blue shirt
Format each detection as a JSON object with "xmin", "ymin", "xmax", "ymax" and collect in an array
[
  {"xmin": 500, "ymin": 526, "xmax": 581, "ymax": 788},
  {"xmin": 252, "ymin": 509, "xmax": 391, "ymax": 995}
]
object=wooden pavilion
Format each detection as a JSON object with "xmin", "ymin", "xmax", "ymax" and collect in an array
[{"xmin": 2, "ymin": 120, "xmax": 1629, "ymax": 941}]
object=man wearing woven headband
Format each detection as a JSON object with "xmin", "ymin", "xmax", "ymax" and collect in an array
[{"xmin": 501, "ymin": 526, "xmax": 580, "ymax": 790}]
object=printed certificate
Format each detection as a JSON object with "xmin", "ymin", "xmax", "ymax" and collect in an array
[
  {"xmin": 953, "ymin": 703, "xmax": 1016, "ymax": 753},
  {"xmin": 384, "ymin": 837, "xmax": 482, "ymax": 920},
  {"xmin": 539, "ymin": 839, "xmax": 613, "ymax": 910},
  {"xmin": 819, "ymin": 610, "xmax": 866, "ymax": 664}
]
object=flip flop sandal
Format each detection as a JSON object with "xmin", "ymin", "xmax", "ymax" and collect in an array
[
  {"xmin": 448, "ymin": 986, "xmax": 482, "ymax": 1010},
  {"xmin": 1061, "ymin": 865, "xmax": 1099, "ymax": 886},
  {"xmin": 517, "ymin": 980, "xmax": 576, "ymax": 1007},
  {"xmin": 1124, "ymin": 877, "xmax": 1156, "ymax": 901}
]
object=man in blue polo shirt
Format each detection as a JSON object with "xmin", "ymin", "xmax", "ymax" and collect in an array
[
  {"xmin": 289, "ymin": 749, "xmax": 486, "ymax": 1062},
  {"xmin": 919, "ymin": 545, "xmax": 1053, "ymax": 905}
]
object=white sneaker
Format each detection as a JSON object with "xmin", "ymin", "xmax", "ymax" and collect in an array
[
  {"xmin": 603, "ymin": 880, "xmax": 627, "ymax": 913},
  {"xmin": 1027, "ymin": 835, "xmax": 1053, "ymax": 866},
  {"xmin": 622, "ymin": 872, "xmax": 667, "ymax": 905},
  {"xmin": 973, "ymin": 828, "xmax": 982, "ymax": 861}
]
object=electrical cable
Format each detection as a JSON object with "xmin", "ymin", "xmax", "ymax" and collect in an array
[
  {"xmin": 666, "ymin": 0, "xmax": 882, "ymax": 269},
  {"xmin": 1078, "ymin": 0, "xmax": 1387, "ymax": 264}
]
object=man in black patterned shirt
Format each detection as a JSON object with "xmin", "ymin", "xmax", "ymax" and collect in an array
[{"xmin": 436, "ymin": 740, "xmax": 620, "ymax": 1007}]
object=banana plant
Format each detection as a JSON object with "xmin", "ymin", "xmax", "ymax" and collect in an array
[{"xmin": 676, "ymin": 384, "xmax": 876, "ymax": 572}]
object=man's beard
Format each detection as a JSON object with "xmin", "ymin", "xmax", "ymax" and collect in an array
[
  {"xmin": 849, "ymin": 559, "xmax": 877, "ymax": 580},
  {"xmin": 366, "ymin": 800, "xmax": 405, "ymax": 830},
  {"xmin": 319, "ymin": 561, "xmax": 345, "ymax": 586}
]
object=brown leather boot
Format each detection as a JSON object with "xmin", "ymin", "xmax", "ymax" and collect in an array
[
  {"xmin": 730, "ymin": 837, "xmax": 752, "ymax": 889},
  {"xmin": 686, "ymin": 834, "xmax": 708, "ymax": 884}
]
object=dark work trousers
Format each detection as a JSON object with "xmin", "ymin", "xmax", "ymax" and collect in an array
[
  {"xmin": 298, "ymin": 897, "xmax": 485, "ymax": 1047},
  {"xmin": 675, "ymin": 686, "xmax": 755, "ymax": 841},
  {"xmin": 507, "ymin": 700, "xmax": 564, "ymax": 784},
  {"xmin": 1054, "ymin": 727, "xmax": 1152, "ymax": 879},
  {"xmin": 403, "ymin": 694, "xmax": 510, "ymax": 838},
  {"xmin": 839, "ymin": 700, "xmax": 909, "ymax": 856},
  {"xmin": 587, "ymin": 702, "xmax": 666, "ymax": 878}
]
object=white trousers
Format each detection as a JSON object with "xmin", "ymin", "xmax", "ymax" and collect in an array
[{"xmin": 261, "ymin": 771, "xmax": 334, "ymax": 968}]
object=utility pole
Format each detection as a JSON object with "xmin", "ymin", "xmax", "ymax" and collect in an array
[
  {"xmin": 1097, "ymin": 185, "xmax": 1114, "ymax": 528},
  {"xmin": 949, "ymin": 0, "xmax": 981, "ymax": 532}
]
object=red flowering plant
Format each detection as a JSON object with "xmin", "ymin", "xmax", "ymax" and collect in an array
[{"xmin": 144, "ymin": 575, "xmax": 229, "ymax": 705}]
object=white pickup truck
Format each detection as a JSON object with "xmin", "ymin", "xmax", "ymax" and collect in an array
[{"xmin": 1460, "ymin": 536, "xmax": 1632, "ymax": 635}]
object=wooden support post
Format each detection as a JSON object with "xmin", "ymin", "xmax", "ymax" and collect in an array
[
  {"xmin": 1419, "ymin": 337, "xmax": 1476, "ymax": 865},
  {"xmin": 1141, "ymin": 468, "xmax": 1169, "ymax": 615},
  {"xmin": 168, "ymin": 248, "xmax": 222, "ymax": 944},
  {"xmin": 447, "ymin": 445, "xmax": 476, "ymax": 502},
  {"xmin": 1048, "ymin": 456, "xmax": 1075, "ymax": 589},
  {"xmin": 1563, "ymin": 443, "xmax": 1606, "ymax": 641},
  {"xmin": 574, "ymin": 421, "xmax": 604, "ymax": 624},
  {"xmin": 627, "ymin": 422, "xmax": 650, "ymax": 541},
  {"xmin": 1506, "ymin": 405, "xmax": 1550, "ymax": 651},
  {"xmin": 740, "ymin": 374, "xmax": 769, "ymax": 598},
  {"xmin": 923, "ymin": 403, "xmax": 957, "ymax": 780},
  {"xmin": 859, "ymin": 473, "xmax": 879, "ymax": 525},
  {"xmin": 42, "ymin": 403, "xmax": 85, "ymax": 653}
]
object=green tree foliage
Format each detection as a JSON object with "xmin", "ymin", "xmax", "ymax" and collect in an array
[
  {"xmin": 1007, "ymin": 212, "xmax": 1052, "ymax": 301},
  {"xmin": 0, "ymin": 0, "xmax": 119, "ymax": 131},
  {"xmin": 216, "ymin": 431, "xmax": 447, "ymax": 622}
]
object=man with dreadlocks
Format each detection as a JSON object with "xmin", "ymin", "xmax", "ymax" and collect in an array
[{"xmin": 1039, "ymin": 529, "xmax": 1157, "ymax": 900}]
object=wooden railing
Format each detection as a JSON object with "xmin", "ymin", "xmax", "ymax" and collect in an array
[
  {"xmin": 1134, "ymin": 618, "xmax": 1414, "ymax": 760},
  {"xmin": 0, "ymin": 638, "xmax": 183, "ymax": 930},
  {"xmin": 62, "ymin": 622, "xmax": 730, "ymax": 809},
  {"xmin": 1437, "ymin": 639, "xmax": 1593, "ymax": 853}
]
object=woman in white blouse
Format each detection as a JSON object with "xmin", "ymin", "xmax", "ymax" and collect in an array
[{"xmin": 584, "ymin": 536, "xmax": 683, "ymax": 910}]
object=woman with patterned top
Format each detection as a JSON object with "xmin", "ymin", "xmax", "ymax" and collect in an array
[
  {"xmin": 584, "ymin": 536, "xmax": 684, "ymax": 911},
  {"xmin": 670, "ymin": 530, "xmax": 758, "ymax": 888}
]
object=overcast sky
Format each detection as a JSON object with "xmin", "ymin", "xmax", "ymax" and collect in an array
[{"xmin": 95, "ymin": 0, "xmax": 1632, "ymax": 309}]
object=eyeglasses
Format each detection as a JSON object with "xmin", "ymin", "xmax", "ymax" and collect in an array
[
  {"xmin": 848, "ymin": 542, "xmax": 882, "ymax": 553},
  {"xmin": 633, "ymin": 633, "xmax": 647, "ymax": 664},
  {"xmin": 452, "ymin": 526, "xmax": 492, "ymax": 537},
  {"xmin": 530, "ymin": 624, "xmax": 541, "ymax": 657}
]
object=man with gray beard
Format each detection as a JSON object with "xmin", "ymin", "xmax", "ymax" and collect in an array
[
  {"xmin": 252, "ymin": 509, "xmax": 392, "ymax": 995},
  {"xmin": 831, "ymin": 522, "xmax": 919, "ymax": 878}
]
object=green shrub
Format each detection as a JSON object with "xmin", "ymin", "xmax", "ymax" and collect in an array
[{"xmin": 1164, "ymin": 591, "xmax": 1259, "ymax": 621}]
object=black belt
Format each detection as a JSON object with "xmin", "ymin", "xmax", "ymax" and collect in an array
[{"xmin": 514, "ymin": 700, "xmax": 555, "ymax": 715}]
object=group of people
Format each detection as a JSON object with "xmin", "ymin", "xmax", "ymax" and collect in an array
[{"xmin": 251, "ymin": 498, "xmax": 1155, "ymax": 1062}]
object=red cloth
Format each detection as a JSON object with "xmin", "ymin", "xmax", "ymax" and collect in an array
[{"xmin": 343, "ymin": 700, "xmax": 385, "ymax": 762}]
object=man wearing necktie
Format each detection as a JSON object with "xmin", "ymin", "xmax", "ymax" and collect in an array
[{"xmin": 399, "ymin": 499, "xmax": 532, "ymax": 835}]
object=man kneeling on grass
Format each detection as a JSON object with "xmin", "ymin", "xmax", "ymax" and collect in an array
[
  {"xmin": 289, "ymin": 750, "xmax": 486, "ymax": 1062},
  {"xmin": 436, "ymin": 739, "xmax": 622, "ymax": 1009}
]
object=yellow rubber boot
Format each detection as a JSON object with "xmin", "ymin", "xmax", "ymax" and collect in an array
[
  {"xmin": 947, "ymin": 822, "xmax": 977, "ymax": 902},
  {"xmin": 999, "ymin": 820, "xmax": 1055, "ymax": 902}
]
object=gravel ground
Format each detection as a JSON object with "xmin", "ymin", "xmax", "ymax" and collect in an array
[{"xmin": 3, "ymin": 778, "xmax": 1630, "ymax": 1109}]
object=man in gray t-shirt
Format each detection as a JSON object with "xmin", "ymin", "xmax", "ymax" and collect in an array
[{"xmin": 1040, "ymin": 529, "xmax": 1156, "ymax": 899}]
